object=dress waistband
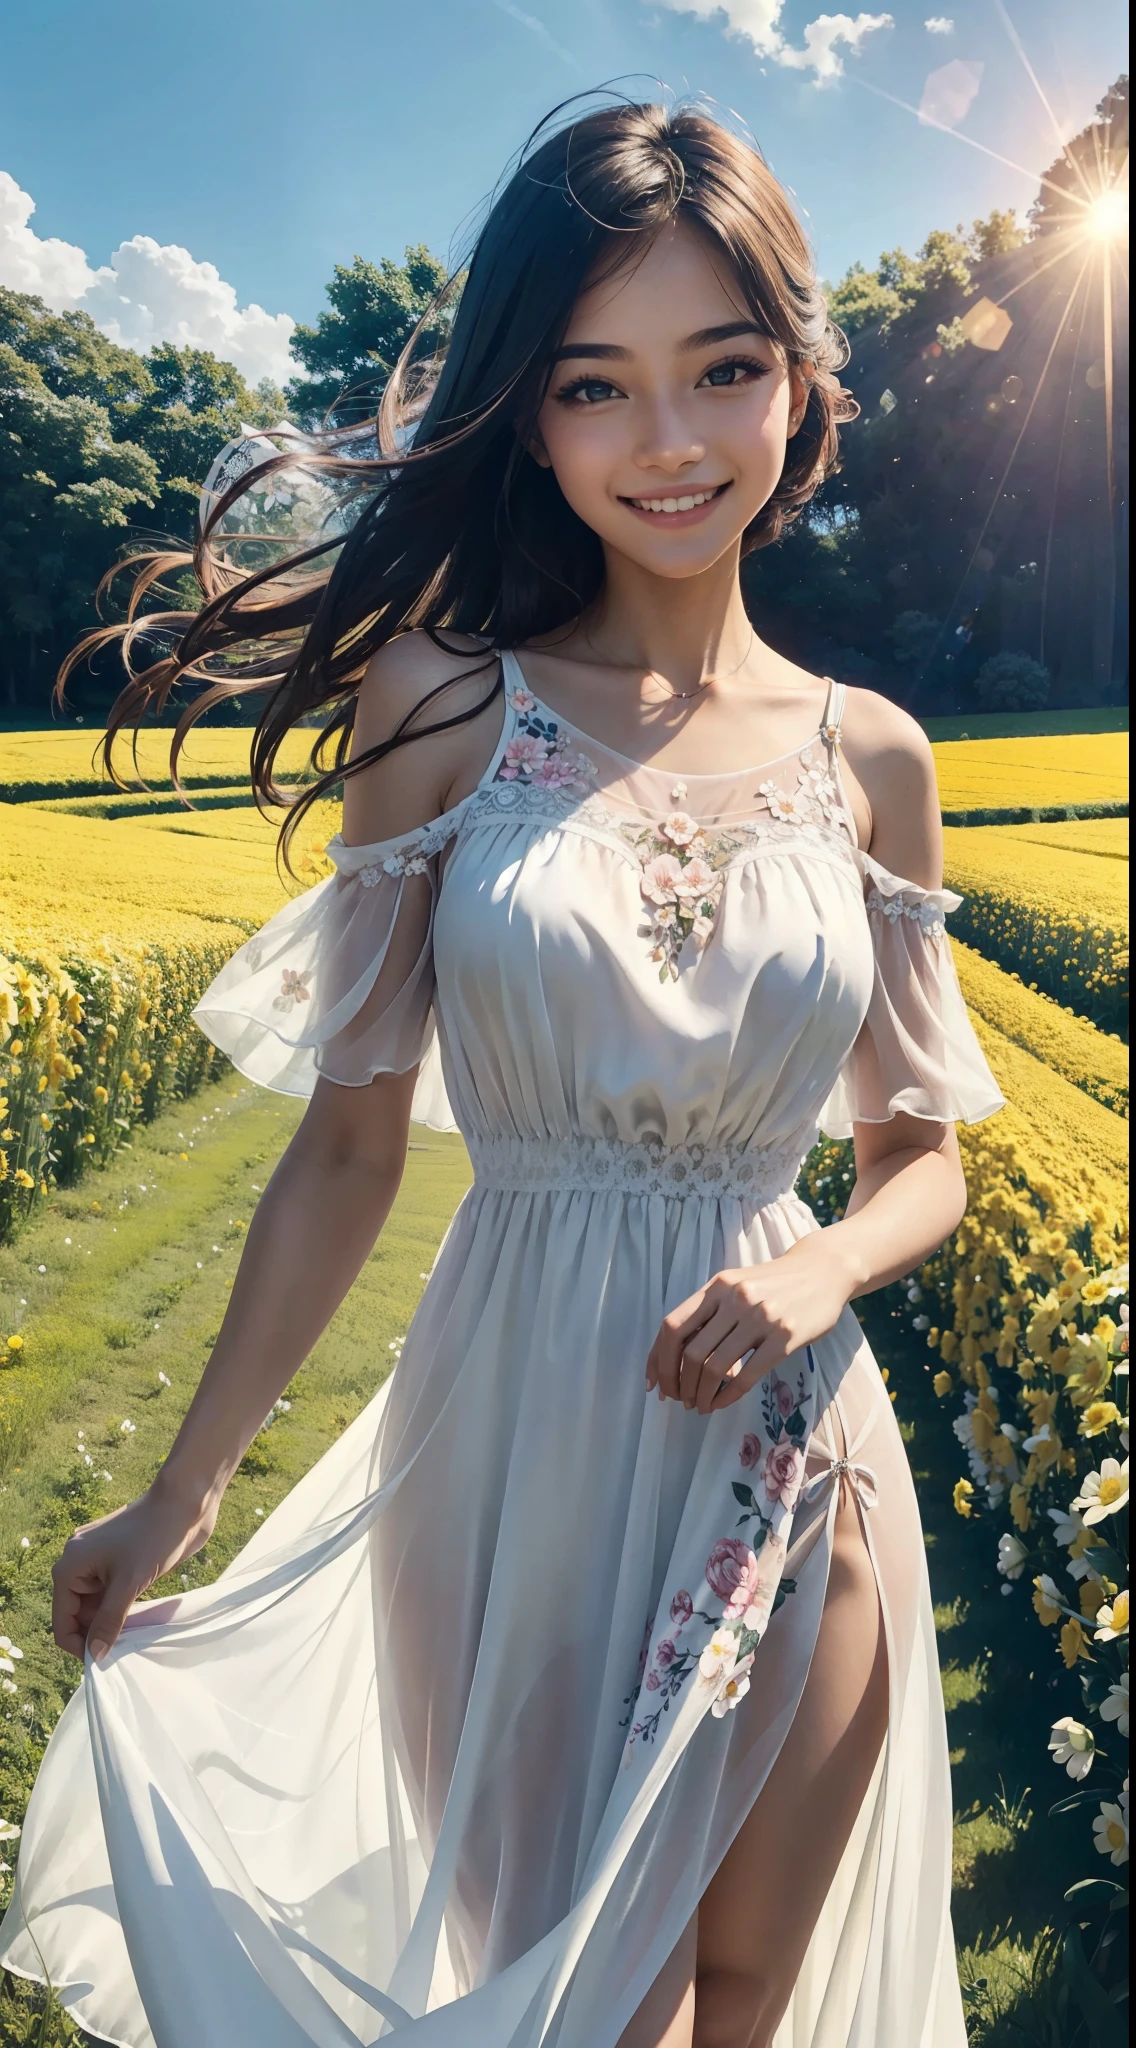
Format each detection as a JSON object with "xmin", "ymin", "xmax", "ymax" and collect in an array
[{"xmin": 465, "ymin": 1132, "xmax": 807, "ymax": 1203}]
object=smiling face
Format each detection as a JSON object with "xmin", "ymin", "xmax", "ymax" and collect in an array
[{"xmin": 531, "ymin": 219, "xmax": 807, "ymax": 582}]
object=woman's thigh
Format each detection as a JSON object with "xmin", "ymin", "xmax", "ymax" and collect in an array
[
  {"xmin": 693, "ymin": 1480, "xmax": 888, "ymax": 2048},
  {"xmin": 618, "ymin": 1478, "xmax": 888, "ymax": 2048}
]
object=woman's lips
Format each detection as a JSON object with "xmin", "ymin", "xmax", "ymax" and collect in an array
[{"xmin": 619, "ymin": 481, "xmax": 733, "ymax": 528}]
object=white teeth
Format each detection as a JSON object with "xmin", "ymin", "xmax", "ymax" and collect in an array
[{"xmin": 633, "ymin": 487, "xmax": 719, "ymax": 514}]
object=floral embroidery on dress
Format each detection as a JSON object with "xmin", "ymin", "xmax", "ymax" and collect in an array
[
  {"xmin": 273, "ymin": 969, "xmax": 311, "ymax": 1012},
  {"xmin": 620, "ymin": 1352, "xmax": 815, "ymax": 1754},
  {"xmin": 756, "ymin": 746, "xmax": 847, "ymax": 836},
  {"xmin": 620, "ymin": 810, "xmax": 746, "ymax": 982},
  {"xmin": 493, "ymin": 691, "xmax": 600, "ymax": 797},
  {"xmin": 866, "ymin": 888, "xmax": 946, "ymax": 938},
  {"xmin": 354, "ymin": 809, "xmax": 472, "ymax": 886}
]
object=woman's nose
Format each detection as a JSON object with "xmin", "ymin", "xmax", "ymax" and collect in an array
[{"xmin": 631, "ymin": 397, "xmax": 706, "ymax": 477}]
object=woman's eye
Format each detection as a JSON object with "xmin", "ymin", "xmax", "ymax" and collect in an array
[
  {"xmin": 699, "ymin": 358, "xmax": 768, "ymax": 388},
  {"xmin": 556, "ymin": 376, "xmax": 621, "ymax": 406}
]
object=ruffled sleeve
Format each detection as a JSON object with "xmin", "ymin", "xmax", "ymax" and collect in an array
[
  {"xmin": 191, "ymin": 803, "xmax": 472, "ymax": 1132},
  {"xmin": 819, "ymin": 853, "xmax": 1005, "ymax": 1140}
]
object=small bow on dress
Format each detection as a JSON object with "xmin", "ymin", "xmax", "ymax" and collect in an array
[{"xmin": 800, "ymin": 1437, "xmax": 879, "ymax": 1514}]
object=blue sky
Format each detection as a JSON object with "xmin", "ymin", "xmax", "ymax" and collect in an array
[{"xmin": 0, "ymin": 1, "xmax": 1127, "ymax": 386}]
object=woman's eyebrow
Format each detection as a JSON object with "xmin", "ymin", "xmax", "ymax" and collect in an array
[
  {"xmin": 549, "ymin": 320, "xmax": 767, "ymax": 366},
  {"xmin": 679, "ymin": 320, "xmax": 767, "ymax": 353},
  {"xmin": 548, "ymin": 342, "xmax": 631, "ymax": 364}
]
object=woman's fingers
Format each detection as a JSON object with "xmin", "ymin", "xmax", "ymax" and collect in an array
[
  {"xmin": 648, "ymin": 1286, "xmax": 717, "ymax": 1401},
  {"xmin": 50, "ymin": 1550, "xmax": 102, "ymax": 1659},
  {"xmin": 648, "ymin": 1273, "xmax": 799, "ymax": 1410},
  {"xmin": 85, "ymin": 1572, "xmax": 142, "ymax": 1663},
  {"xmin": 677, "ymin": 1307, "xmax": 741, "ymax": 1410},
  {"xmin": 708, "ymin": 1332, "xmax": 784, "ymax": 1411}
]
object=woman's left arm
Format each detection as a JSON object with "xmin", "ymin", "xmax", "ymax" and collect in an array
[{"xmin": 647, "ymin": 698, "xmax": 967, "ymax": 1413}]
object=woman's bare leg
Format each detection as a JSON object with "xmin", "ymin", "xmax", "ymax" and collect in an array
[
  {"xmin": 617, "ymin": 1909, "xmax": 697, "ymax": 2048},
  {"xmin": 619, "ymin": 1476, "xmax": 887, "ymax": 2048},
  {"xmin": 693, "ymin": 1479, "xmax": 888, "ymax": 2048}
]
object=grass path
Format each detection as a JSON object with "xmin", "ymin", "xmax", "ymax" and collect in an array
[
  {"xmin": 0, "ymin": 1084, "xmax": 1064, "ymax": 2044},
  {"xmin": 0, "ymin": 1075, "xmax": 471, "ymax": 1966}
]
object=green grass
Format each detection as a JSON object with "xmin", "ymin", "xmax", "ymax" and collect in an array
[{"xmin": 922, "ymin": 709, "xmax": 1129, "ymax": 742}]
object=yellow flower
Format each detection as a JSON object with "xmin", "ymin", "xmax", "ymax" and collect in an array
[
  {"xmin": 970, "ymin": 1407, "xmax": 996, "ymax": 1451},
  {"xmin": 1079, "ymin": 1400, "xmax": 1122, "ymax": 1438},
  {"xmin": 1094, "ymin": 1589, "xmax": 1129, "ymax": 1642},
  {"xmin": 93, "ymin": 1086, "xmax": 108, "ymax": 1105},
  {"xmin": 5, "ymin": 1336, "xmax": 23, "ymax": 1354},
  {"xmin": 933, "ymin": 1370, "xmax": 953, "ymax": 1398},
  {"xmin": 1009, "ymin": 1484, "xmax": 1033, "ymax": 1533},
  {"xmin": 953, "ymin": 1479, "xmax": 974, "ymax": 1518},
  {"xmin": 1023, "ymin": 1387, "xmax": 1058, "ymax": 1430},
  {"xmin": 1080, "ymin": 1275, "xmax": 1112, "ymax": 1305},
  {"xmin": 939, "ymin": 1331, "xmax": 959, "ymax": 1364},
  {"xmin": 14, "ymin": 1170, "xmax": 34, "ymax": 1190},
  {"xmin": 1032, "ymin": 1575, "xmax": 1062, "ymax": 1626},
  {"xmin": 1059, "ymin": 1617, "xmax": 1090, "ymax": 1668},
  {"xmin": 1080, "ymin": 1577, "xmax": 1109, "ymax": 1620},
  {"xmin": 1027, "ymin": 1295, "xmax": 1063, "ymax": 1355}
]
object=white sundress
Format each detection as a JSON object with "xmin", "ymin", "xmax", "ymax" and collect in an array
[{"xmin": 2, "ymin": 656, "xmax": 1005, "ymax": 2047}]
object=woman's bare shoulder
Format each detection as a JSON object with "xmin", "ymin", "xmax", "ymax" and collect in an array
[
  {"xmin": 344, "ymin": 632, "xmax": 503, "ymax": 844},
  {"xmin": 355, "ymin": 631, "xmax": 499, "ymax": 744},
  {"xmin": 839, "ymin": 686, "xmax": 942, "ymax": 887}
]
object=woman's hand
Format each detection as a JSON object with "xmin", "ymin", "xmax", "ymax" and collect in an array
[
  {"xmin": 645, "ymin": 1236, "xmax": 857, "ymax": 1415},
  {"xmin": 51, "ymin": 1478, "xmax": 219, "ymax": 1664}
]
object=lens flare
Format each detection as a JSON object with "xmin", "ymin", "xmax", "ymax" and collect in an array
[{"xmin": 1086, "ymin": 187, "xmax": 1128, "ymax": 243}]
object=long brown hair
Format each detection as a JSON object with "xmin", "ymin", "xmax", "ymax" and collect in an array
[{"xmin": 60, "ymin": 97, "xmax": 857, "ymax": 863}]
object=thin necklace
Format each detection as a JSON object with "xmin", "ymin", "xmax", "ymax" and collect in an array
[{"xmin": 583, "ymin": 626, "xmax": 756, "ymax": 700}]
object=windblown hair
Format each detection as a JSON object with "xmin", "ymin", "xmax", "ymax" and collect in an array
[{"xmin": 60, "ymin": 96, "xmax": 857, "ymax": 863}]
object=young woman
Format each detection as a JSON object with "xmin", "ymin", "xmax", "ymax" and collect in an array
[{"xmin": 3, "ymin": 101, "xmax": 1003, "ymax": 2048}]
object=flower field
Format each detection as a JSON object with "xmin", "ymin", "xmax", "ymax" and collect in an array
[
  {"xmin": 955, "ymin": 944, "xmax": 1128, "ymax": 1118},
  {"xmin": 943, "ymin": 824, "xmax": 1129, "ymax": 1035},
  {"xmin": 930, "ymin": 732, "xmax": 1129, "ymax": 818},
  {"xmin": 0, "ymin": 802, "xmax": 321, "ymax": 1240},
  {"xmin": 0, "ymin": 725, "xmax": 313, "ymax": 802}
]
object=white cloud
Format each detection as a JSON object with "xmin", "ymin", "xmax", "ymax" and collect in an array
[
  {"xmin": 0, "ymin": 171, "xmax": 295, "ymax": 386},
  {"xmin": 924, "ymin": 16, "xmax": 954, "ymax": 31},
  {"xmin": 919, "ymin": 57, "xmax": 983, "ymax": 128},
  {"xmin": 652, "ymin": 2, "xmax": 893, "ymax": 81}
]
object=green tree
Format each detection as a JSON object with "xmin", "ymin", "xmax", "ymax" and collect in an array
[
  {"xmin": 118, "ymin": 342, "xmax": 292, "ymax": 538},
  {"xmin": 1029, "ymin": 75, "xmax": 1128, "ymax": 236},
  {"xmin": 970, "ymin": 208, "xmax": 1026, "ymax": 261},
  {"xmin": 0, "ymin": 343, "xmax": 158, "ymax": 705},
  {"xmin": 825, "ymin": 214, "xmax": 1020, "ymax": 342},
  {"xmin": 285, "ymin": 245, "xmax": 451, "ymax": 424},
  {"xmin": 0, "ymin": 288, "xmax": 151, "ymax": 413}
]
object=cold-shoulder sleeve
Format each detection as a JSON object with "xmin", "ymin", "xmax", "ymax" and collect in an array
[
  {"xmin": 191, "ymin": 805, "xmax": 472, "ymax": 1131},
  {"xmin": 819, "ymin": 853, "xmax": 1005, "ymax": 1140}
]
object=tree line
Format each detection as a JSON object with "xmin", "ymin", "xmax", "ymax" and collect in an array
[{"xmin": 0, "ymin": 76, "xmax": 1125, "ymax": 718}]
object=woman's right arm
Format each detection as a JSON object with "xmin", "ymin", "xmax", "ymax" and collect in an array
[
  {"xmin": 52, "ymin": 634, "xmax": 502, "ymax": 1664},
  {"xmin": 52, "ymin": 1070, "xmax": 419, "ymax": 1663}
]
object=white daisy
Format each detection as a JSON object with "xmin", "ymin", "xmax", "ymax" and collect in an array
[
  {"xmin": 1099, "ymin": 1673, "xmax": 1129, "ymax": 1738},
  {"xmin": 1072, "ymin": 1457, "xmax": 1129, "ymax": 1526},
  {"xmin": 1092, "ymin": 1781, "xmax": 1129, "ymax": 1865},
  {"xmin": 1049, "ymin": 1716, "xmax": 1095, "ymax": 1779}
]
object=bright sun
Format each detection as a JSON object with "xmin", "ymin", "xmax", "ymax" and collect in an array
[{"xmin": 1085, "ymin": 186, "xmax": 1129, "ymax": 242}]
